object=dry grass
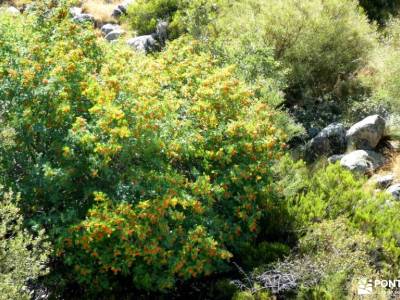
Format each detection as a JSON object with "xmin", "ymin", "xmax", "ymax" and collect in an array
[
  {"xmin": 3, "ymin": 0, "xmax": 126, "ymax": 25},
  {"xmin": 375, "ymin": 153, "xmax": 400, "ymax": 182},
  {"xmin": 81, "ymin": 0, "xmax": 120, "ymax": 24},
  {"xmin": 1, "ymin": 0, "xmax": 32, "ymax": 7},
  {"xmin": 392, "ymin": 154, "xmax": 400, "ymax": 180},
  {"xmin": 3, "ymin": 0, "xmax": 121, "ymax": 23}
]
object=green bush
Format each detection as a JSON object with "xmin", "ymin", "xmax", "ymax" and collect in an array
[
  {"xmin": 58, "ymin": 36, "xmax": 290, "ymax": 292},
  {"xmin": 126, "ymin": 0, "xmax": 180, "ymax": 36},
  {"xmin": 291, "ymin": 163, "xmax": 400, "ymax": 279},
  {"xmin": 126, "ymin": 0, "xmax": 220, "ymax": 39},
  {"xmin": 232, "ymin": 218, "xmax": 380, "ymax": 299},
  {"xmin": 0, "ymin": 187, "xmax": 50, "ymax": 300},
  {"xmin": 0, "ymin": 2, "xmax": 103, "ymax": 229},
  {"xmin": 290, "ymin": 163, "xmax": 367, "ymax": 225},
  {"xmin": 210, "ymin": 0, "xmax": 377, "ymax": 103},
  {"xmin": 295, "ymin": 218, "xmax": 379, "ymax": 299},
  {"xmin": 360, "ymin": 18, "xmax": 400, "ymax": 114},
  {"xmin": 0, "ymin": 3, "xmax": 295, "ymax": 293}
]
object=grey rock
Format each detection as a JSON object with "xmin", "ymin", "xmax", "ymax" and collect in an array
[
  {"xmin": 372, "ymin": 174, "xmax": 395, "ymax": 188},
  {"xmin": 387, "ymin": 183, "xmax": 400, "ymax": 200},
  {"xmin": 121, "ymin": 0, "xmax": 134, "ymax": 9},
  {"xmin": 328, "ymin": 154, "xmax": 345, "ymax": 164},
  {"xmin": 127, "ymin": 35, "xmax": 158, "ymax": 53},
  {"xmin": 73, "ymin": 13, "xmax": 95, "ymax": 24},
  {"xmin": 112, "ymin": 0, "xmax": 133, "ymax": 17},
  {"xmin": 117, "ymin": 4, "xmax": 127, "ymax": 14},
  {"xmin": 388, "ymin": 140, "xmax": 400, "ymax": 152},
  {"xmin": 156, "ymin": 20, "xmax": 168, "ymax": 45},
  {"xmin": 305, "ymin": 123, "xmax": 347, "ymax": 162},
  {"xmin": 340, "ymin": 150, "xmax": 385, "ymax": 174},
  {"xmin": 308, "ymin": 127, "xmax": 320, "ymax": 139},
  {"xmin": 112, "ymin": 8, "xmax": 124, "ymax": 18},
  {"xmin": 6, "ymin": 6, "xmax": 20, "ymax": 15},
  {"xmin": 101, "ymin": 24, "xmax": 120, "ymax": 35},
  {"xmin": 69, "ymin": 6, "xmax": 82, "ymax": 17},
  {"xmin": 346, "ymin": 115, "xmax": 385, "ymax": 150},
  {"xmin": 105, "ymin": 29, "xmax": 125, "ymax": 41}
]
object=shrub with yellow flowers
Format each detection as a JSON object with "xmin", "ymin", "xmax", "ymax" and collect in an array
[
  {"xmin": 0, "ymin": 1, "xmax": 289, "ymax": 294},
  {"xmin": 57, "ymin": 38, "xmax": 288, "ymax": 292},
  {"xmin": 0, "ymin": 0, "xmax": 103, "ymax": 228}
]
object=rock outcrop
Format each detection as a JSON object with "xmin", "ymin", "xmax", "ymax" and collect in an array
[
  {"xmin": 327, "ymin": 154, "xmax": 345, "ymax": 164},
  {"xmin": 371, "ymin": 174, "xmax": 395, "ymax": 188},
  {"xmin": 112, "ymin": 0, "xmax": 134, "ymax": 18},
  {"xmin": 127, "ymin": 35, "xmax": 157, "ymax": 53},
  {"xmin": 340, "ymin": 150, "xmax": 385, "ymax": 174},
  {"xmin": 127, "ymin": 21, "xmax": 168, "ymax": 53},
  {"xmin": 72, "ymin": 12, "xmax": 95, "ymax": 24},
  {"xmin": 346, "ymin": 115, "xmax": 385, "ymax": 150},
  {"xmin": 305, "ymin": 123, "xmax": 346, "ymax": 162},
  {"xmin": 69, "ymin": 6, "xmax": 82, "ymax": 18},
  {"xmin": 101, "ymin": 24, "xmax": 120, "ymax": 35},
  {"xmin": 105, "ymin": 29, "xmax": 125, "ymax": 41},
  {"xmin": 387, "ymin": 184, "xmax": 400, "ymax": 200},
  {"xmin": 6, "ymin": 6, "xmax": 20, "ymax": 15}
]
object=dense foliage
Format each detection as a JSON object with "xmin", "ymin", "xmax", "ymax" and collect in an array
[
  {"xmin": 210, "ymin": 0, "xmax": 377, "ymax": 104},
  {"xmin": 0, "ymin": 2, "xmax": 295, "ymax": 295},
  {"xmin": 360, "ymin": 18, "xmax": 400, "ymax": 114},
  {"xmin": 0, "ymin": 188, "xmax": 50, "ymax": 300},
  {"xmin": 287, "ymin": 164, "xmax": 400, "ymax": 297},
  {"xmin": 59, "ymin": 38, "xmax": 291, "ymax": 291},
  {"xmin": 1, "ymin": 0, "xmax": 400, "ymax": 298},
  {"xmin": 126, "ymin": 0, "xmax": 220, "ymax": 39}
]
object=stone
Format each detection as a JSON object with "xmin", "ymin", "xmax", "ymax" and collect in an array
[
  {"xmin": 117, "ymin": 4, "xmax": 127, "ymax": 14},
  {"xmin": 371, "ymin": 174, "xmax": 395, "ymax": 188},
  {"xmin": 346, "ymin": 115, "xmax": 385, "ymax": 150},
  {"xmin": 127, "ymin": 35, "xmax": 158, "ymax": 53},
  {"xmin": 156, "ymin": 20, "xmax": 168, "ymax": 45},
  {"xmin": 388, "ymin": 140, "xmax": 400, "ymax": 152},
  {"xmin": 105, "ymin": 29, "xmax": 125, "ymax": 41},
  {"xmin": 387, "ymin": 183, "xmax": 400, "ymax": 200},
  {"xmin": 101, "ymin": 24, "xmax": 120, "ymax": 35},
  {"xmin": 73, "ymin": 13, "xmax": 95, "ymax": 24},
  {"xmin": 327, "ymin": 154, "xmax": 345, "ymax": 164},
  {"xmin": 69, "ymin": 6, "xmax": 82, "ymax": 17},
  {"xmin": 111, "ymin": 8, "xmax": 124, "ymax": 18},
  {"xmin": 340, "ymin": 150, "xmax": 385, "ymax": 174},
  {"xmin": 6, "ymin": 6, "xmax": 20, "ymax": 15},
  {"xmin": 308, "ymin": 127, "xmax": 320, "ymax": 139},
  {"xmin": 112, "ymin": 0, "xmax": 133, "ymax": 18},
  {"xmin": 305, "ymin": 123, "xmax": 346, "ymax": 162}
]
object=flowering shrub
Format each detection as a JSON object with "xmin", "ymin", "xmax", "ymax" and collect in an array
[
  {"xmin": 0, "ymin": 3, "xmax": 288, "ymax": 293},
  {"xmin": 0, "ymin": 2, "xmax": 103, "ymax": 228},
  {"xmin": 58, "ymin": 38, "xmax": 288, "ymax": 291}
]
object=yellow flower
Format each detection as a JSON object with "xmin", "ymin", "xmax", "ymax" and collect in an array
[
  {"xmin": 93, "ymin": 191, "xmax": 107, "ymax": 202},
  {"xmin": 8, "ymin": 69, "xmax": 17, "ymax": 79},
  {"xmin": 62, "ymin": 146, "xmax": 71, "ymax": 157},
  {"xmin": 58, "ymin": 104, "xmax": 71, "ymax": 114},
  {"xmin": 138, "ymin": 200, "xmax": 150, "ymax": 210}
]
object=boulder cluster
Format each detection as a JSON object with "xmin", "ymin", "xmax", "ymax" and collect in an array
[
  {"xmin": 4, "ymin": 2, "xmax": 169, "ymax": 54},
  {"xmin": 1, "ymin": 6, "xmax": 20, "ymax": 15},
  {"xmin": 68, "ymin": 1, "xmax": 168, "ymax": 53},
  {"xmin": 306, "ymin": 115, "xmax": 400, "ymax": 199}
]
